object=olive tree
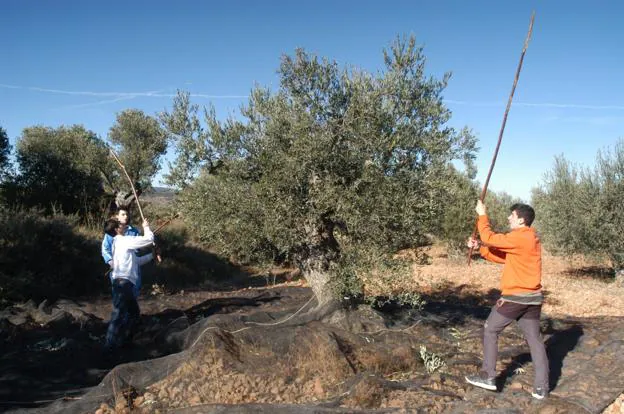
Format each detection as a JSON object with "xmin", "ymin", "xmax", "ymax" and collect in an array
[
  {"xmin": 10, "ymin": 125, "xmax": 111, "ymax": 217},
  {"xmin": 108, "ymin": 109, "xmax": 168, "ymax": 195},
  {"xmin": 533, "ymin": 140, "xmax": 624, "ymax": 274},
  {"xmin": 0, "ymin": 127, "xmax": 10, "ymax": 181},
  {"xmin": 163, "ymin": 37, "xmax": 477, "ymax": 306}
]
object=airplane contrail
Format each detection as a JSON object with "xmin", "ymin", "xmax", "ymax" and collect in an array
[
  {"xmin": 2, "ymin": 84, "xmax": 621, "ymax": 109},
  {"xmin": 0, "ymin": 83, "xmax": 248, "ymax": 99}
]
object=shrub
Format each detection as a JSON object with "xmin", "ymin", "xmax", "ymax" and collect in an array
[
  {"xmin": 0, "ymin": 207, "xmax": 106, "ymax": 306},
  {"xmin": 532, "ymin": 140, "xmax": 624, "ymax": 272}
]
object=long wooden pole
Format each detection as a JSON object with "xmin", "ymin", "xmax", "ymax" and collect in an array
[
  {"xmin": 109, "ymin": 148, "xmax": 146, "ymax": 222},
  {"xmin": 468, "ymin": 12, "xmax": 535, "ymax": 265},
  {"xmin": 153, "ymin": 213, "xmax": 180, "ymax": 234}
]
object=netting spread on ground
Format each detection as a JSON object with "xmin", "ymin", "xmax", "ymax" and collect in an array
[
  {"xmin": 3, "ymin": 286, "xmax": 624, "ymax": 413},
  {"xmin": 39, "ymin": 291, "xmax": 432, "ymax": 413}
]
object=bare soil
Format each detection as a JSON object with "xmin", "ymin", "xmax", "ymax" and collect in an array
[{"xmin": 411, "ymin": 245, "xmax": 624, "ymax": 318}]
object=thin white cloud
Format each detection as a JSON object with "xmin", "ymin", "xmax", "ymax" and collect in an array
[
  {"xmin": 59, "ymin": 95, "xmax": 139, "ymax": 109},
  {"xmin": 444, "ymin": 99, "xmax": 497, "ymax": 107},
  {"xmin": 179, "ymin": 93, "xmax": 248, "ymax": 99},
  {"xmin": 1, "ymin": 83, "xmax": 161, "ymax": 97},
  {"xmin": 444, "ymin": 99, "xmax": 624, "ymax": 111},
  {"xmin": 6, "ymin": 83, "xmax": 618, "ymax": 109},
  {"xmin": 0, "ymin": 83, "xmax": 248, "ymax": 100}
]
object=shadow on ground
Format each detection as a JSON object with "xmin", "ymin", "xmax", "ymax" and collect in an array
[
  {"xmin": 0, "ymin": 288, "xmax": 291, "ymax": 412},
  {"xmin": 562, "ymin": 265, "xmax": 616, "ymax": 282},
  {"xmin": 498, "ymin": 322, "xmax": 584, "ymax": 392}
]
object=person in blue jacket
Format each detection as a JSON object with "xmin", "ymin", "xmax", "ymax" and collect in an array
[
  {"xmin": 102, "ymin": 208, "xmax": 142, "ymax": 296},
  {"xmin": 103, "ymin": 218, "xmax": 154, "ymax": 350}
]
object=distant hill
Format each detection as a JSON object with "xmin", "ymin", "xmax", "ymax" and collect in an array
[
  {"xmin": 150, "ymin": 186, "xmax": 176, "ymax": 195},
  {"xmin": 143, "ymin": 186, "xmax": 175, "ymax": 205}
]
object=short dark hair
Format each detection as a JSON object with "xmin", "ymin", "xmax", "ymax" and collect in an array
[
  {"xmin": 115, "ymin": 207, "xmax": 130, "ymax": 216},
  {"xmin": 104, "ymin": 219, "xmax": 121, "ymax": 237},
  {"xmin": 510, "ymin": 203, "xmax": 535, "ymax": 227}
]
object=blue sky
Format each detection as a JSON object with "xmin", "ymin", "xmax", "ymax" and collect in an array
[{"xmin": 1, "ymin": 0, "xmax": 623, "ymax": 201}]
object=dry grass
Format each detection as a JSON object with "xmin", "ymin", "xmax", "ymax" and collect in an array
[
  {"xmin": 290, "ymin": 331, "xmax": 354, "ymax": 383},
  {"xmin": 356, "ymin": 345, "xmax": 420, "ymax": 376},
  {"xmin": 406, "ymin": 244, "xmax": 624, "ymax": 318},
  {"xmin": 603, "ymin": 392, "xmax": 624, "ymax": 414}
]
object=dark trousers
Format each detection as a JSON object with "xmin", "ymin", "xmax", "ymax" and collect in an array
[
  {"xmin": 482, "ymin": 301, "xmax": 549, "ymax": 389},
  {"xmin": 105, "ymin": 278, "xmax": 140, "ymax": 349}
]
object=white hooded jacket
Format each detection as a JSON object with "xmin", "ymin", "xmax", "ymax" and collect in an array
[{"xmin": 111, "ymin": 225, "xmax": 154, "ymax": 287}]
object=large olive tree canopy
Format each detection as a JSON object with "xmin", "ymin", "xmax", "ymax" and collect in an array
[{"xmin": 161, "ymin": 36, "xmax": 478, "ymax": 305}]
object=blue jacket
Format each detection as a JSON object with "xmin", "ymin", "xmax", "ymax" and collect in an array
[{"xmin": 102, "ymin": 225, "xmax": 143, "ymax": 296}]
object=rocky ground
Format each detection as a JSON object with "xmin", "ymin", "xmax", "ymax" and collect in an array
[{"xmin": 1, "ymin": 251, "xmax": 623, "ymax": 413}]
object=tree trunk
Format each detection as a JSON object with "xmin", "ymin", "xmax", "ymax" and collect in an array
[
  {"xmin": 304, "ymin": 269, "xmax": 334, "ymax": 308},
  {"xmin": 297, "ymin": 213, "xmax": 342, "ymax": 309},
  {"xmin": 611, "ymin": 252, "xmax": 624, "ymax": 286},
  {"xmin": 615, "ymin": 268, "xmax": 624, "ymax": 286}
]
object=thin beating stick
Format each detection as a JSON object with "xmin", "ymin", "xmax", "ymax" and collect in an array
[
  {"xmin": 153, "ymin": 213, "xmax": 180, "ymax": 234},
  {"xmin": 109, "ymin": 148, "xmax": 145, "ymax": 222},
  {"xmin": 468, "ymin": 12, "xmax": 535, "ymax": 265}
]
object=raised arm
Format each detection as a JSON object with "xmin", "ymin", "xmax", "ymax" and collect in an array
[
  {"xmin": 475, "ymin": 200, "xmax": 521, "ymax": 253},
  {"xmin": 468, "ymin": 236, "xmax": 506, "ymax": 264},
  {"xmin": 479, "ymin": 245, "xmax": 507, "ymax": 264},
  {"xmin": 137, "ymin": 253, "xmax": 154, "ymax": 267},
  {"xmin": 122, "ymin": 220, "xmax": 154, "ymax": 250},
  {"xmin": 477, "ymin": 216, "xmax": 520, "ymax": 252}
]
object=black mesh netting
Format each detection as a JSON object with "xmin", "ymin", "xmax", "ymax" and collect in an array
[{"xmin": 2, "ymin": 286, "xmax": 624, "ymax": 413}]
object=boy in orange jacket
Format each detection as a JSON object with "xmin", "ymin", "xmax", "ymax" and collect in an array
[{"xmin": 465, "ymin": 200, "xmax": 549, "ymax": 400}]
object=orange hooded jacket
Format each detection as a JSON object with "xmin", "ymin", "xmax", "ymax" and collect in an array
[{"xmin": 477, "ymin": 215, "xmax": 542, "ymax": 296}]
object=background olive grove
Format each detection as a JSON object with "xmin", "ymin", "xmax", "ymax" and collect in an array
[{"xmin": 0, "ymin": 37, "xmax": 621, "ymax": 306}]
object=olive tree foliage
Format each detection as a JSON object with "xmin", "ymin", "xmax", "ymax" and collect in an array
[
  {"xmin": 484, "ymin": 190, "xmax": 523, "ymax": 232},
  {"xmin": 9, "ymin": 125, "xmax": 112, "ymax": 217},
  {"xmin": 108, "ymin": 109, "xmax": 168, "ymax": 194},
  {"xmin": 159, "ymin": 94, "xmax": 220, "ymax": 189},
  {"xmin": 441, "ymin": 184, "xmax": 522, "ymax": 255},
  {"xmin": 0, "ymin": 126, "xmax": 11, "ymax": 181},
  {"xmin": 162, "ymin": 37, "xmax": 478, "ymax": 305},
  {"xmin": 532, "ymin": 140, "xmax": 624, "ymax": 272},
  {"xmin": 440, "ymin": 171, "xmax": 479, "ymax": 252},
  {"xmin": 594, "ymin": 142, "xmax": 624, "ymax": 271}
]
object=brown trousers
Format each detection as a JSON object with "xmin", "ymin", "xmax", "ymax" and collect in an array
[{"xmin": 482, "ymin": 301, "xmax": 549, "ymax": 389}]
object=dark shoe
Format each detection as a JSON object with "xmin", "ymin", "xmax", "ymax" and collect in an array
[
  {"xmin": 532, "ymin": 386, "xmax": 548, "ymax": 400},
  {"xmin": 465, "ymin": 371, "xmax": 497, "ymax": 391}
]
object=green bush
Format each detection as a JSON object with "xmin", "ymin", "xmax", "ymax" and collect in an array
[
  {"xmin": 7, "ymin": 125, "xmax": 111, "ymax": 219},
  {"xmin": 484, "ymin": 190, "xmax": 524, "ymax": 233},
  {"xmin": 0, "ymin": 207, "xmax": 107, "ymax": 306},
  {"xmin": 0, "ymin": 126, "xmax": 10, "ymax": 181},
  {"xmin": 532, "ymin": 140, "xmax": 624, "ymax": 271},
  {"xmin": 440, "ymin": 171, "xmax": 479, "ymax": 254},
  {"xmin": 439, "ymin": 182, "xmax": 520, "ymax": 257},
  {"xmin": 140, "ymin": 221, "xmax": 242, "ymax": 292}
]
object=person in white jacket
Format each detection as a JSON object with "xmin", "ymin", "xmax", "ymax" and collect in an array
[{"xmin": 103, "ymin": 218, "xmax": 154, "ymax": 350}]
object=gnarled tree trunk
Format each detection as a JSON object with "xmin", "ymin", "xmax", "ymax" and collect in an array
[
  {"xmin": 304, "ymin": 269, "xmax": 334, "ymax": 308},
  {"xmin": 298, "ymin": 213, "xmax": 341, "ymax": 309}
]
